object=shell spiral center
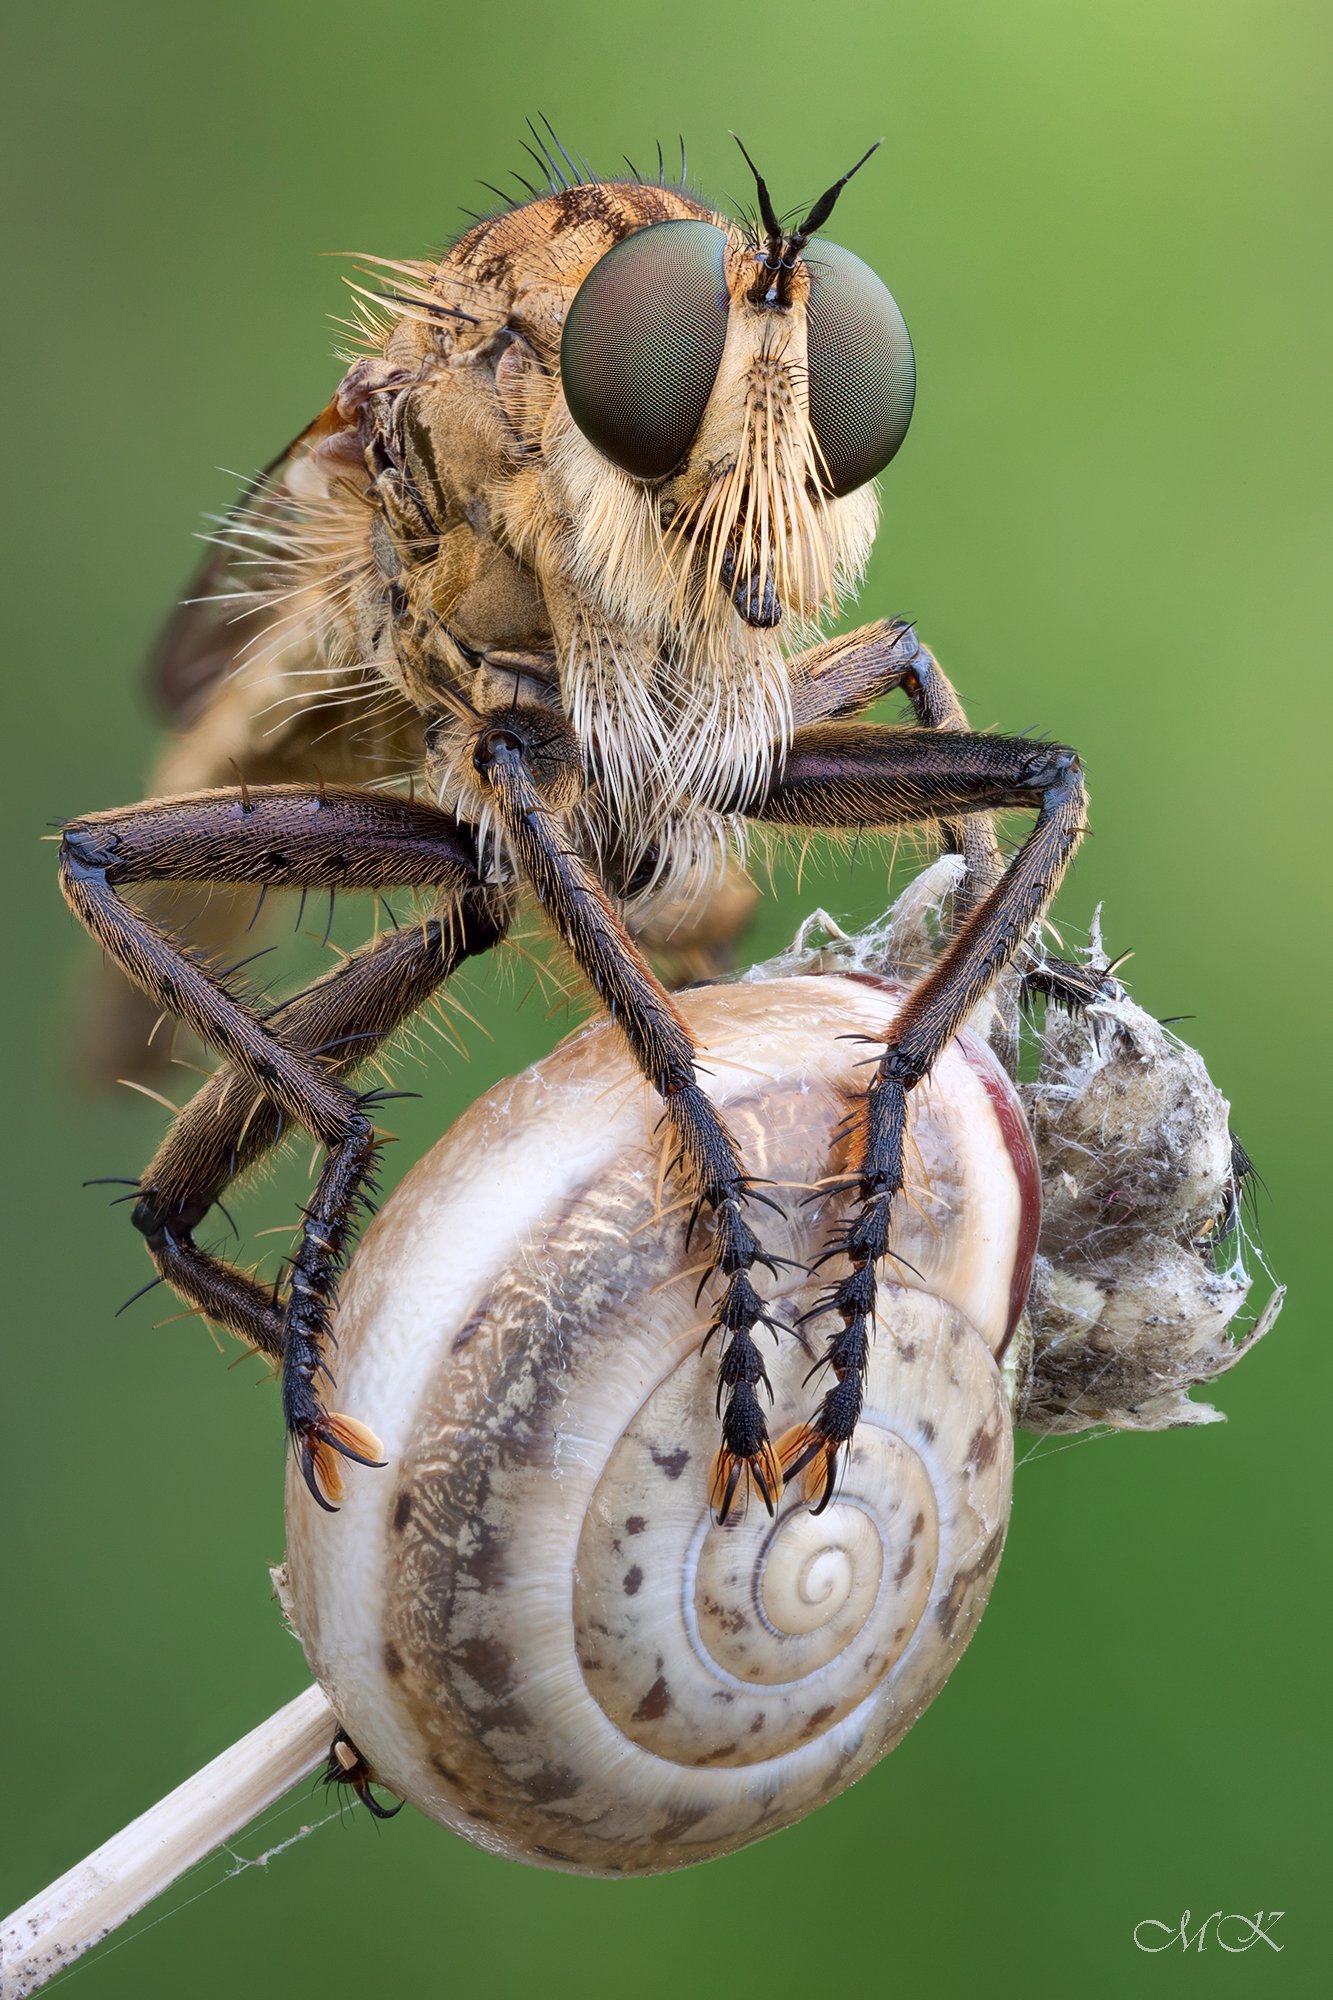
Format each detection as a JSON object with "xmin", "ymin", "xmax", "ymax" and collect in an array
[{"xmin": 575, "ymin": 1329, "xmax": 945, "ymax": 1767}]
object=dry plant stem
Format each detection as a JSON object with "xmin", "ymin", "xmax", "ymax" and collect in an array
[{"xmin": 0, "ymin": 1684, "xmax": 334, "ymax": 2000}]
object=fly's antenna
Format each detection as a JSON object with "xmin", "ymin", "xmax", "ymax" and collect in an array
[
  {"xmin": 733, "ymin": 137, "xmax": 881, "ymax": 303},
  {"xmin": 785, "ymin": 141, "xmax": 882, "ymax": 259},
  {"xmin": 732, "ymin": 134, "xmax": 785, "ymax": 274}
]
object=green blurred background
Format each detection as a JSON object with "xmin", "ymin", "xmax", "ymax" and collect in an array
[{"xmin": 3, "ymin": 1, "xmax": 1327, "ymax": 1993}]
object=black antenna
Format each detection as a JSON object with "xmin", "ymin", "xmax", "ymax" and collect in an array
[
  {"xmin": 732, "ymin": 133, "xmax": 784, "ymax": 268},
  {"xmin": 786, "ymin": 141, "xmax": 882, "ymax": 256}
]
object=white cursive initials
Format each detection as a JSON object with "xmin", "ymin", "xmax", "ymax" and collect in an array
[{"xmin": 1133, "ymin": 1910, "xmax": 1284, "ymax": 1953}]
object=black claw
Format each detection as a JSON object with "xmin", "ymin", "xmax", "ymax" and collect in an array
[
  {"xmin": 884, "ymin": 1249, "xmax": 926, "ymax": 1284},
  {"xmin": 298, "ymin": 1438, "xmax": 340, "ymax": 1513},
  {"xmin": 783, "ymin": 1433, "xmax": 821, "ymax": 1482},
  {"xmin": 357, "ymin": 1784, "xmax": 405, "ymax": 1820},
  {"xmin": 323, "ymin": 1730, "xmax": 404, "ymax": 1819},
  {"xmin": 801, "ymin": 1176, "xmax": 861, "ymax": 1207},
  {"xmin": 714, "ymin": 1457, "xmax": 744, "ymax": 1524},
  {"xmin": 322, "ymin": 1426, "xmax": 386, "ymax": 1471}
]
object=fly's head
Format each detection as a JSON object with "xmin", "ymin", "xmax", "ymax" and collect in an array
[{"xmin": 538, "ymin": 143, "xmax": 914, "ymax": 669}]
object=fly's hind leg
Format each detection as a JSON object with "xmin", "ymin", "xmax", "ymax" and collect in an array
[
  {"xmin": 59, "ymin": 785, "xmax": 507, "ymax": 1503},
  {"xmin": 753, "ymin": 723, "xmax": 1090, "ymax": 1504}
]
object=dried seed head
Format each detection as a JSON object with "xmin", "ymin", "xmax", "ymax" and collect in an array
[{"xmin": 1016, "ymin": 920, "xmax": 1281, "ymax": 1433}]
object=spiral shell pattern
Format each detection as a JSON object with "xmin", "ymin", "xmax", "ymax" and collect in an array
[{"xmin": 285, "ymin": 973, "xmax": 1035, "ymax": 1874}]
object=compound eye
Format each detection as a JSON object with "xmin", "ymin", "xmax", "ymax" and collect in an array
[
  {"xmin": 561, "ymin": 220, "xmax": 730, "ymax": 481},
  {"xmin": 804, "ymin": 238, "xmax": 915, "ymax": 497}
]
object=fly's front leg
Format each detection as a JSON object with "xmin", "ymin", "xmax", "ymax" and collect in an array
[
  {"xmin": 789, "ymin": 619, "xmax": 1100, "ymax": 1011},
  {"xmin": 59, "ymin": 785, "xmax": 503, "ymax": 1503},
  {"xmin": 789, "ymin": 617, "xmax": 1002, "ymax": 918},
  {"xmin": 471, "ymin": 710, "xmax": 784, "ymax": 1520},
  {"xmin": 753, "ymin": 723, "xmax": 1088, "ymax": 1505}
]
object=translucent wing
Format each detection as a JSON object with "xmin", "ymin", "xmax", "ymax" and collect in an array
[{"xmin": 87, "ymin": 402, "xmax": 423, "ymax": 1080}]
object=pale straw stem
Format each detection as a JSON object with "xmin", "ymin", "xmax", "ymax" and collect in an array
[{"xmin": 0, "ymin": 1683, "xmax": 334, "ymax": 1999}]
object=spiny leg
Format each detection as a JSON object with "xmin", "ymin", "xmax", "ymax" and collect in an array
[
  {"xmin": 105, "ymin": 918, "xmax": 495, "ymax": 1372},
  {"xmin": 754, "ymin": 723, "xmax": 1089, "ymax": 1505},
  {"xmin": 788, "ymin": 617, "xmax": 1003, "ymax": 918},
  {"xmin": 59, "ymin": 784, "xmax": 505, "ymax": 1502},
  {"xmin": 473, "ymin": 715, "xmax": 785, "ymax": 1520},
  {"xmin": 150, "ymin": 905, "xmax": 505, "ymax": 1497},
  {"xmin": 139, "ymin": 896, "xmax": 505, "ymax": 1246},
  {"xmin": 788, "ymin": 620, "xmax": 1101, "ymax": 1012}
]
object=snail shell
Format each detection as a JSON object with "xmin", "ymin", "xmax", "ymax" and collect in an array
[{"xmin": 284, "ymin": 971, "xmax": 1040, "ymax": 1875}]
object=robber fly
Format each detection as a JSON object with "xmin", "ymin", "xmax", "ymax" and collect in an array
[{"xmin": 59, "ymin": 128, "xmax": 1092, "ymax": 1520}]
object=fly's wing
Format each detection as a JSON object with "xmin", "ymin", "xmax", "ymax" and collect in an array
[
  {"xmin": 148, "ymin": 436, "xmax": 319, "ymax": 731},
  {"xmin": 148, "ymin": 400, "xmax": 422, "ymax": 780},
  {"xmin": 85, "ymin": 403, "xmax": 424, "ymax": 1081}
]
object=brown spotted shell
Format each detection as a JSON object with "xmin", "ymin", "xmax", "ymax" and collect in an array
[{"xmin": 284, "ymin": 971, "xmax": 1038, "ymax": 1875}]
